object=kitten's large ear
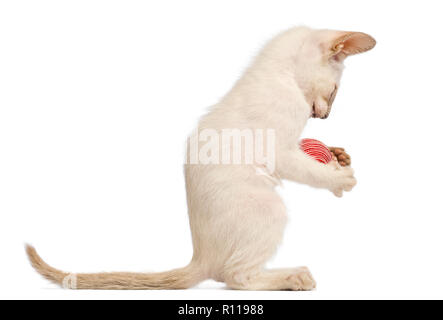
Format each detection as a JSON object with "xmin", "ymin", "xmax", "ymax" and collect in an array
[{"xmin": 329, "ymin": 32, "xmax": 376, "ymax": 61}]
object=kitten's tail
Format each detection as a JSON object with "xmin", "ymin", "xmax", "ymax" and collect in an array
[{"xmin": 25, "ymin": 244, "xmax": 204, "ymax": 290}]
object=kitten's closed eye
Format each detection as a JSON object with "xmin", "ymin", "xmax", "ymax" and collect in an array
[{"xmin": 328, "ymin": 85, "xmax": 338, "ymax": 106}]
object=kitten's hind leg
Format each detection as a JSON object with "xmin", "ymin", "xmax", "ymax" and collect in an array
[
  {"xmin": 215, "ymin": 190, "xmax": 316, "ymax": 291},
  {"xmin": 225, "ymin": 267, "xmax": 316, "ymax": 291}
]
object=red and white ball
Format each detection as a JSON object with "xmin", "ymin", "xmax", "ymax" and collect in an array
[{"xmin": 299, "ymin": 138, "xmax": 333, "ymax": 164}]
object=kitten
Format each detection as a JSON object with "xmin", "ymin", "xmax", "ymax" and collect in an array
[{"xmin": 27, "ymin": 26, "xmax": 375, "ymax": 290}]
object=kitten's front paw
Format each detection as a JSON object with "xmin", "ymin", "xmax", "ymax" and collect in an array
[
  {"xmin": 329, "ymin": 147, "xmax": 351, "ymax": 167},
  {"xmin": 329, "ymin": 166, "xmax": 357, "ymax": 197}
]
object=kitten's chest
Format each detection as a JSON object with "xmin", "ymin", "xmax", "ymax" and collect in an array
[{"xmin": 274, "ymin": 113, "xmax": 308, "ymax": 144}]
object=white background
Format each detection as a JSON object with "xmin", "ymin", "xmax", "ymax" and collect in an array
[{"xmin": 1, "ymin": 0, "xmax": 442, "ymax": 300}]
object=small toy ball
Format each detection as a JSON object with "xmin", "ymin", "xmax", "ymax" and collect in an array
[{"xmin": 300, "ymin": 138, "xmax": 333, "ymax": 164}]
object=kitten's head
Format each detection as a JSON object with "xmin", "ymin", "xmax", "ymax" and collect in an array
[{"xmin": 292, "ymin": 29, "xmax": 376, "ymax": 119}]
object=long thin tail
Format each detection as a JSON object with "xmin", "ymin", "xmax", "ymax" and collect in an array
[{"xmin": 25, "ymin": 244, "xmax": 204, "ymax": 290}]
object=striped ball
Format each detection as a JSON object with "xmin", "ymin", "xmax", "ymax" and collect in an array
[{"xmin": 300, "ymin": 138, "xmax": 333, "ymax": 164}]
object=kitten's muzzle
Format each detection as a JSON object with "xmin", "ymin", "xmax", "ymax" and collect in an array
[{"xmin": 312, "ymin": 103, "xmax": 332, "ymax": 119}]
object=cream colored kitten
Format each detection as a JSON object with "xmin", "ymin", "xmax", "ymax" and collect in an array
[{"xmin": 26, "ymin": 26, "xmax": 375, "ymax": 290}]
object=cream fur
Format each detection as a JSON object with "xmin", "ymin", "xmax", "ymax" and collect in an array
[{"xmin": 26, "ymin": 26, "xmax": 375, "ymax": 290}]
